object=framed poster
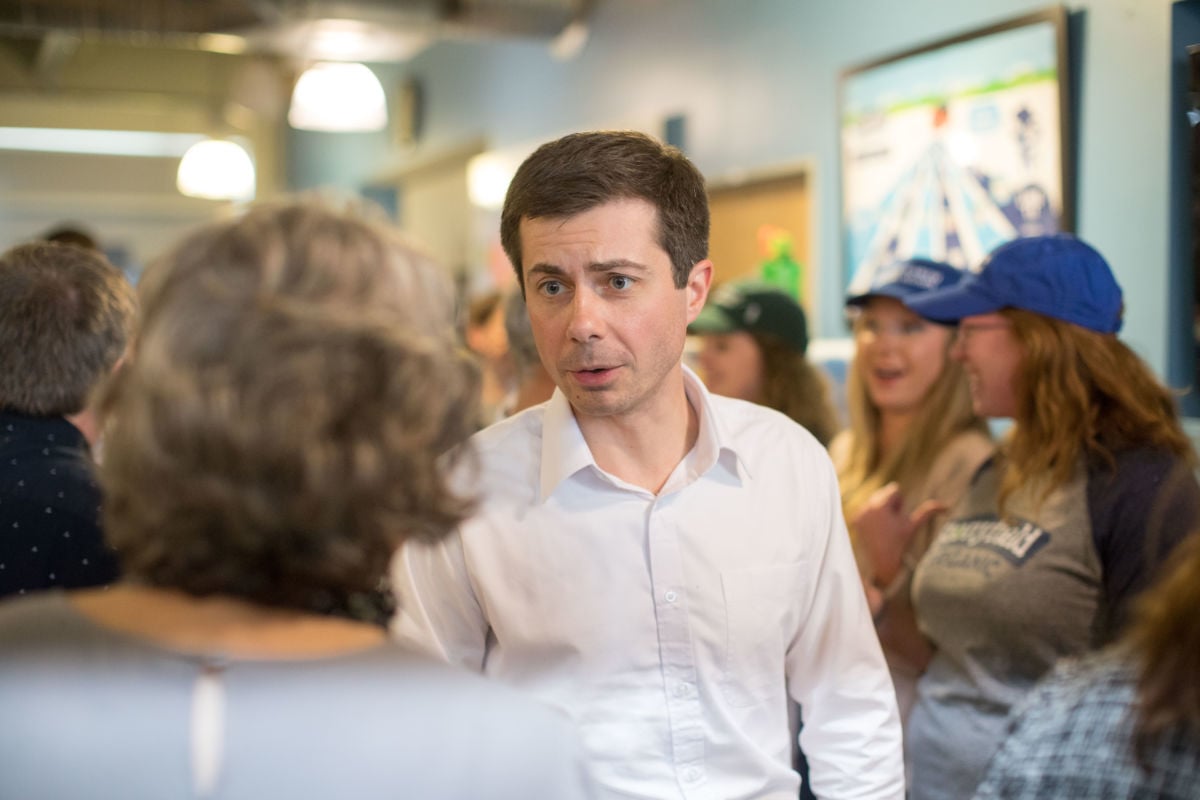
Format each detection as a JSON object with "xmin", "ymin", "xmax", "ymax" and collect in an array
[{"xmin": 840, "ymin": 7, "xmax": 1070, "ymax": 292}]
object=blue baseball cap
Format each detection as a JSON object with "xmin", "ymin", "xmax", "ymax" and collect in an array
[
  {"xmin": 845, "ymin": 258, "xmax": 967, "ymax": 307},
  {"xmin": 904, "ymin": 234, "xmax": 1124, "ymax": 334}
]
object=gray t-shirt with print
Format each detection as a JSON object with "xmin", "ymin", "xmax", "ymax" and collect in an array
[{"xmin": 905, "ymin": 447, "xmax": 1198, "ymax": 800}]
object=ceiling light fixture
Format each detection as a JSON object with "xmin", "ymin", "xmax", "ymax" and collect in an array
[
  {"xmin": 0, "ymin": 127, "xmax": 205, "ymax": 157},
  {"xmin": 468, "ymin": 153, "xmax": 518, "ymax": 210},
  {"xmin": 176, "ymin": 138, "xmax": 256, "ymax": 201},
  {"xmin": 288, "ymin": 62, "xmax": 389, "ymax": 132}
]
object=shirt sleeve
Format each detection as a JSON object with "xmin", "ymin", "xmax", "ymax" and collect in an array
[
  {"xmin": 1088, "ymin": 448, "xmax": 1200, "ymax": 640},
  {"xmin": 390, "ymin": 528, "xmax": 490, "ymax": 671},
  {"xmin": 788, "ymin": 454, "xmax": 906, "ymax": 800}
]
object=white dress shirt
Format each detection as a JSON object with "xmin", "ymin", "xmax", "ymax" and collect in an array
[{"xmin": 393, "ymin": 367, "xmax": 903, "ymax": 800}]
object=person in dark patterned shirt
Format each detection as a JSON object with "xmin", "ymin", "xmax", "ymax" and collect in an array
[
  {"xmin": 0, "ymin": 240, "xmax": 135, "ymax": 597},
  {"xmin": 974, "ymin": 531, "xmax": 1200, "ymax": 799}
]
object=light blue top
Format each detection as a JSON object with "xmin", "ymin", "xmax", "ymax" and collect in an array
[{"xmin": 0, "ymin": 592, "xmax": 597, "ymax": 800}]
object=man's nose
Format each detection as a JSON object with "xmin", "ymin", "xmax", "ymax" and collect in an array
[{"xmin": 566, "ymin": 288, "xmax": 604, "ymax": 342}]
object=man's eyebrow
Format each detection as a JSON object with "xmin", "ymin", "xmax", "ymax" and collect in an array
[
  {"xmin": 588, "ymin": 260, "xmax": 649, "ymax": 273},
  {"xmin": 526, "ymin": 260, "xmax": 650, "ymax": 278},
  {"xmin": 527, "ymin": 263, "xmax": 567, "ymax": 278}
]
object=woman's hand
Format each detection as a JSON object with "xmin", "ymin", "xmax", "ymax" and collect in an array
[{"xmin": 853, "ymin": 482, "xmax": 945, "ymax": 588}]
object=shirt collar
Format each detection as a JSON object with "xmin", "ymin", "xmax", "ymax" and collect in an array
[
  {"xmin": 538, "ymin": 364, "xmax": 752, "ymax": 501},
  {"xmin": 682, "ymin": 364, "xmax": 753, "ymax": 483},
  {"xmin": 0, "ymin": 409, "xmax": 90, "ymax": 453},
  {"xmin": 539, "ymin": 386, "xmax": 595, "ymax": 500}
]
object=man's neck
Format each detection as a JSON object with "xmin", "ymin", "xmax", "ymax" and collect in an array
[
  {"xmin": 574, "ymin": 375, "xmax": 699, "ymax": 495},
  {"xmin": 65, "ymin": 407, "xmax": 100, "ymax": 448}
]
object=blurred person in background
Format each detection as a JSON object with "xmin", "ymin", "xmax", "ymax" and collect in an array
[
  {"xmin": 465, "ymin": 288, "xmax": 515, "ymax": 424},
  {"xmin": 0, "ymin": 241, "xmax": 134, "ymax": 598},
  {"xmin": 501, "ymin": 287, "xmax": 557, "ymax": 415},
  {"xmin": 690, "ymin": 280, "xmax": 841, "ymax": 446},
  {"xmin": 868, "ymin": 234, "xmax": 1200, "ymax": 800},
  {"xmin": 0, "ymin": 201, "xmax": 597, "ymax": 800},
  {"xmin": 832, "ymin": 258, "xmax": 993, "ymax": 722},
  {"xmin": 40, "ymin": 222, "xmax": 101, "ymax": 252}
]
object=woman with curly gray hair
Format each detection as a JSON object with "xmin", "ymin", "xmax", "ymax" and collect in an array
[{"xmin": 0, "ymin": 201, "xmax": 596, "ymax": 800}]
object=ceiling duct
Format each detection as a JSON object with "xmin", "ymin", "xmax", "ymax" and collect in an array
[
  {"xmin": 0, "ymin": 0, "xmax": 591, "ymax": 56},
  {"xmin": 0, "ymin": 1, "xmax": 266, "ymax": 39}
]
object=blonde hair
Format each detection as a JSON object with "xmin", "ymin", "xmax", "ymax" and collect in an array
[
  {"xmin": 998, "ymin": 309, "xmax": 1193, "ymax": 513},
  {"xmin": 753, "ymin": 333, "xmax": 840, "ymax": 447},
  {"xmin": 838, "ymin": 330, "xmax": 987, "ymax": 518},
  {"xmin": 97, "ymin": 200, "xmax": 479, "ymax": 618}
]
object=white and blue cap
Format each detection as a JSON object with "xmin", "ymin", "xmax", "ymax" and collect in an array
[{"xmin": 845, "ymin": 258, "xmax": 967, "ymax": 308}]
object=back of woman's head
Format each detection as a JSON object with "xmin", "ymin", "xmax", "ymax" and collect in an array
[
  {"xmin": 98, "ymin": 200, "xmax": 479, "ymax": 616},
  {"xmin": 1129, "ymin": 531, "xmax": 1200, "ymax": 759},
  {"xmin": 1001, "ymin": 309, "xmax": 1191, "ymax": 506}
]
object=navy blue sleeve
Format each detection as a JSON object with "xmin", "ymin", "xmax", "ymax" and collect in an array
[
  {"xmin": 0, "ymin": 451, "xmax": 119, "ymax": 598},
  {"xmin": 1087, "ymin": 448, "xmax": 1200, "ymax": 641}
]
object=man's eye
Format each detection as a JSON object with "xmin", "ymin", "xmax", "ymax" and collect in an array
[
  {"xmin": 610, "ymin": 275, "xmax": 633, "ymax": 290},
  {"xmin": 540, "ymin": 280, "xmax": 563, "ymax": 296}
]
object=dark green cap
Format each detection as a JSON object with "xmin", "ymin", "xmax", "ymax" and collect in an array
[{"xmin": 689, "ymin": 281, "xmax": 808, "ymax": 355}]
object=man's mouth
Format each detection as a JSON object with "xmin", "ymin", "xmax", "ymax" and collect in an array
[{"xmin": 568, "ymin": 365, "xmax": 618, "ymax": 386}]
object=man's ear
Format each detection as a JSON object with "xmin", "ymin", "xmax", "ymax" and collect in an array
[{"xmin": 685, "ymin": 260, "xmax": 714, "ymax": 323}]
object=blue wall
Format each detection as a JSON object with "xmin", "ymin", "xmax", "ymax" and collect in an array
[{"xmin": 301, "ymin": 0, "xmax": 1183, "ymax": 383}]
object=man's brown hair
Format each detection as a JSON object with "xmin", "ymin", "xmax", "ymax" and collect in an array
[{"xmin": 500, "ymin": 130, "xmax": 709, "ymax": 290}]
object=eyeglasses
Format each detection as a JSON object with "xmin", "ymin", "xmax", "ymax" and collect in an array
[
  {"xmin": 851, "ymin": 316, "xmax": 934, "ymax": 339},
  {"xmin": 953, "ymin": 321, "xmax": 1012, "ymax": 344}
]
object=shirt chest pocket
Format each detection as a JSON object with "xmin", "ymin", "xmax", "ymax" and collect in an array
[{"xmin": 719, "ymin": 563, "xmax": 808, "ymax": 708}]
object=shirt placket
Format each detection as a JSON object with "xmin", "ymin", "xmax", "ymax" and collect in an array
[{"xmin": 647, "ymin": 497, "xmax": 707, "ymax": 796}]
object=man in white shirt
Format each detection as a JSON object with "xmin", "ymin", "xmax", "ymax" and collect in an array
[{"xmin": 393, "ymin": 130, "xmax": 904, "ymax": 800}]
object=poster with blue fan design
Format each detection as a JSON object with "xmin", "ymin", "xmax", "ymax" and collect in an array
[{"xmin": 840, "ymin": 8, "xmax": 1070, "ymax": 293}]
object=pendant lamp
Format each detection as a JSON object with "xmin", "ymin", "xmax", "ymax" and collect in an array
[
  {"xmin": 176, "ymin": 138, "xmax": 256, "ymax": 201},
  {"xmin": 288, "ymin": 62, "xmax": 388, "ymax": 132}
]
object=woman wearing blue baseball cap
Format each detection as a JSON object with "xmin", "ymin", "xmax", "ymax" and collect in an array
[
  {"xmin": 832, "ymin": 258, "xmax": 993, "ymax": 727},
  {"xmin": 881, "ymin": 234, "xmax": 1200, "ymax": 800}
]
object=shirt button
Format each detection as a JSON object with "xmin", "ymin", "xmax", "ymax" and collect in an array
[
  {"xmin": 664, "ymin": 590, "xmax": 677, "ymax": 603},
  {"xmin": 675, "ymin": 682, "xmax": 690, "ymax": 696},
  {"xmin": 684, "ymin": 767, "xmax": 701, "ymax": 782}
]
